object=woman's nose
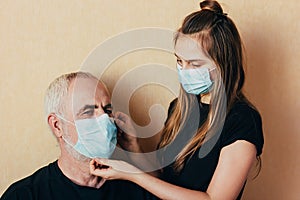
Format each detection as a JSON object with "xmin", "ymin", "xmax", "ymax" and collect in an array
[{"xmin": 181, "ymin": 61, "xmax": 193, "ymax": 69}]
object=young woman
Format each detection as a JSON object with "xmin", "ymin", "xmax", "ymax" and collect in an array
[{"xmin": 90, "ymin": 1, "xmax": 264, "ymax": 199}]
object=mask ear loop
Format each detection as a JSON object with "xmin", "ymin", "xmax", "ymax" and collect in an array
[
  {"xmin": 208, "ymin": 67, "xmax": 217, "ymax": 82},
  {"xmin": 56, "ymin": 114, "xmax": 75, "ymax": 125},
  {"xmin": 208, "ymin": 67, "xmax": 216, "ymax": 72},
  {"xmin": 55, "ymin": 114, "xmax": 77, "ymax": 148}
]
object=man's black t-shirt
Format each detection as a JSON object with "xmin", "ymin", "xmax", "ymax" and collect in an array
[
  {"xmin": 161, "ymin": 99, "xmax": 264, "ymax": 199},
  {"xmin": 1, "ymin": 161, "xmax": 156, "ymax": 200}
]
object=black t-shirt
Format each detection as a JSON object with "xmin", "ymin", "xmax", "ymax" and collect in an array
[
  {"xmin": 1, "ymin": 161, "xmax": 156, "ymax": 200},
  {"xmin": 160, "ymin": 99, "xmax": 264, "ymax": 199}
]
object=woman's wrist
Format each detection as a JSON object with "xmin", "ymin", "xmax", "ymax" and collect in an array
[{"xmin": 127, "ymin": 169, "xmax": 146, "ymax": 184}]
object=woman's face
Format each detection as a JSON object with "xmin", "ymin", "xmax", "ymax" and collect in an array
[{"xmin": 174, "ymin": 35, "xmax": 215, "ymax": 71}]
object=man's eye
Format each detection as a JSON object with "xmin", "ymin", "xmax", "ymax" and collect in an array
[
  {"xmin": 83, "ymin": 110, "xmax": 94, "ymax": 115},
  {"xmin": 177, "ymin": 59, "xmax": 183, "ymax": 66},
  {"xmin": 104, "ymin": 109, "xmax": 112, "ymax": 115}
]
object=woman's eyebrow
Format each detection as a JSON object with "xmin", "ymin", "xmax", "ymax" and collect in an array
[{"xmin": 174, "ymin": 53, "xmax": 205, "ymax": 62}]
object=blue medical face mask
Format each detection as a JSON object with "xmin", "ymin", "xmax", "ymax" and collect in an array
[
  {"xmin": 57, "ymin": 113, "xmax": 117, "ymax": 159},
  {"xmin": 177, "ymin": 64, "xmax": 215, "ymax": 95}
]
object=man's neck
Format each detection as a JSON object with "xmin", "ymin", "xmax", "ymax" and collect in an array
[{"xmin": 57, "ymin": 152, "xmax": 105, "ymax": 188}]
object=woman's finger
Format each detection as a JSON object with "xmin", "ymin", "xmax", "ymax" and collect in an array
[
  {"xmin": 114, "ymin": 111, "xmax": 127, "ymax": 122},
  {"xmin": 90, "ymin": 159, "xmax": 113, "ymax": 177},
  {"xmin": 94, "ymin": 158, "xmax": 109, "ymax": 166},
  {"xmin": 90, "ymin": 158, "xmax": 108, "ymax": 171},
  {"xmin": 114, "ymin": 118, "xmax": 125, "ymax": 128},
  {"xmin": 89, "ymin": 159, "xmax": 96, "ymax": 173},
  {"xmin": 90, "ymin": 167, "xmax": 111, "ymax": 178}
]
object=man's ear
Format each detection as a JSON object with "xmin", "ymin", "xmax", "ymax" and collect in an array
[{"xmin": 48, "ymin": 113, "xmax": 63, "ymax": 138}]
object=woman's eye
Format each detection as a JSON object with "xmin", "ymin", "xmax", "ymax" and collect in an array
[
  {"xmin": 191, "ymin": 62, "xmax": 203, "ymax": 67},
  {"xmin": 192, "ymin": 64, "xmax": 201, "ymax": 67}
]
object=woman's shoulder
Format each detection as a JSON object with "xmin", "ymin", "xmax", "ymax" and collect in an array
[
  {"xmin": 228, "ymin": 101, "xmax": 261, "ymax": 121},
  {"xmin": 222, "ymin": 101, "xmax": 264, "ymax": 155}
]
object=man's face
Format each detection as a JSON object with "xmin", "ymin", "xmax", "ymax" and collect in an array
[{"xmin": 62, "ymin": 77, "xmax": 113, "ymax": 146}]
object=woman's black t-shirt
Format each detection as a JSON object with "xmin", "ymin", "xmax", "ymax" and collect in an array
[{"xmin": 160, "ymin": 99, "xmax": 264, "ymax": 199}]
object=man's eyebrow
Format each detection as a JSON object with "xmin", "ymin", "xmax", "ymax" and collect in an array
[
  {"xmin": 174, "ymin": 53, "xmax": 181, "ymax": 59},
  {"xmin": 174, "ymin": 53, "xmax": 204, "ymax": 62},
  {"xmin": 76, "ymin": 104, "xmax": 98, "ymax": 115},
  {"xmin": 103, "ymin": 104, "xmax": 112, "ymax": 110}
]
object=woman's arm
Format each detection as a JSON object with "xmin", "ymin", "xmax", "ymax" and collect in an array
[
  {"xmin": 90, "ymin": 140, "xmax": 256, "ymax": 200},
  {"xmin": 90, "ymin": 159, "xmax": 210, "ymax": 200},
  {"xmin": 113, "ymin": 111, "xmax": 161, "ymax": 175},
  {"xmin": 206, "ymin": 140, "xmax": 256, "ymax": 199}
]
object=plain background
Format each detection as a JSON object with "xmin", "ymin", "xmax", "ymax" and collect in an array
[{"xmin": 0, "ymin": 0, "xmax": 299, "ymax": 199}]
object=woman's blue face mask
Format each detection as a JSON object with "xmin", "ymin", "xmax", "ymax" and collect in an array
[{"xmin": 177, "ymin": 64, "xmax": 215, "ymax": 95}]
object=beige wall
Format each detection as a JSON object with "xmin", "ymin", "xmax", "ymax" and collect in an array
[{"xmin": 0, "ymin": 0, "xmax": 299, "ymax": 199}]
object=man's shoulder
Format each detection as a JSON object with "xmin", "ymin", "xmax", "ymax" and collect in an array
[{"xmin": 1, "ymin": 161, "xmax": 57, "ymax": 200}]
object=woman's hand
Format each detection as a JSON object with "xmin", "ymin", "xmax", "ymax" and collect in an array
[
  {"xmin": 90, "ymin": 158, "xmax": 142, "ymax": 181},
  {"xmin": 114, "ymin": 112, "xmax": 141, "ymax": 153}
]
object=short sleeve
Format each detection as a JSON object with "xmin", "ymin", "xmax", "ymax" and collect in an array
[{"xmin": 221, "ymin": 103, "xmax": 264, "ymax": 156}]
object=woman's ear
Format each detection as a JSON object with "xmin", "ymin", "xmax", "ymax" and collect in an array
[{"xmin": 47, "ymin": 113, "xmax": 63, "ymax": 138}]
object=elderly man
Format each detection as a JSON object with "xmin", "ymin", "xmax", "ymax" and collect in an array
[{"xmin": 1, "ymin": 72, "xmax": 154, "ymax": 200}]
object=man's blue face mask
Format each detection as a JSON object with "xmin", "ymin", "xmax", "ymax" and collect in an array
[{"xmin": 57, "ymin": 113, "xmax": 117, "ymax": 159}]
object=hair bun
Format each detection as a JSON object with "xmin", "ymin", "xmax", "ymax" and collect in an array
[{"xmin": 200, "ymin": 0, "xmax": 223, "ymax": 15}]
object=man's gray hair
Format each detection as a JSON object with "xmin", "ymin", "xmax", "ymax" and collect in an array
[{"xmin": 44, "ymin": 71, "xmax": 98, "ymax": 119}]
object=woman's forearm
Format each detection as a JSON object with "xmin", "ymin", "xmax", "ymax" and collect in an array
[{"xmin": 128, "ymin": 172, "xmax": 211, "ymax": 200}]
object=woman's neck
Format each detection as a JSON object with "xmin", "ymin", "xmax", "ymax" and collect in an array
[{"xmin": 200, "ymin": 93, "xmax": 211, "ymax": 104}]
